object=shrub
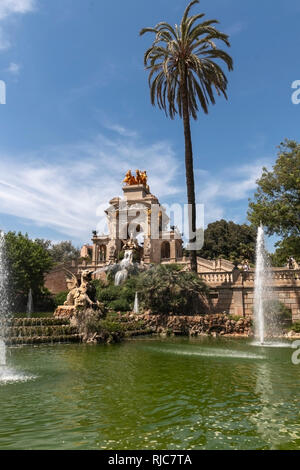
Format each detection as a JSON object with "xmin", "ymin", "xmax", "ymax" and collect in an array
[
  {"xmin": 119, "ymin": 277, "xmax": 138, "ymax": 303},
  {"xmin": 228, "ymin": 315, "xmax": 243, "ymax": 322},
  {"xmin": 74, "ymin": 310, "xmax": 125, "ymax": 343},
  {"xmin": 136, "ymin": 264, "xmax": 209, "ymax": 315},
  {"xmin": 98, "ymin": 319, "xmax": 125, "ymax": 334},
  {"xmin": 291, "ymin": 323, "xmax": 300, "ymax": 333},
  {"xmin": 108, "ymin": 299, "xmax": 130, "ymax": 312},
  {"xmin": 54, "ymin": 291, "xmax": 68, "ymax": 307},
  {"xmin": 97, "ymin": 285, "xmax": 120, "ymax": 302},
  {"xmin": 95, "ymin": 277, "xmax": 138, "ymax": 312},
  {"xmin": 90, "ymin": 279, "xmax": 107, "ymax": 296},
  {"xmin": 34, "ymin": 288, "xmax": 56, "ymax": 312}
]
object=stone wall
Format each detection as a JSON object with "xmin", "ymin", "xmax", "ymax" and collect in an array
[
  {"xmin": 44, "ymin": 262, "xmax": 78, "ymax": 294},
  {"xmin": 45, "ymin": 263, "xmax": 300, "ymax": 323},
  {"xmin": 136, "ymin": 313, "xmax": 253, "ymax": 336},
  {"xmin": 200, "ymin": 269, "xmax": 300, "ymax": 323}
]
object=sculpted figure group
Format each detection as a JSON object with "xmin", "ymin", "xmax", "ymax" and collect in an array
[
  {"xmin": 123, "ymin": 170, "xmax": 148, "ymax": 186},
  {"xmin": 64, "ymin": 269, "xmax": 102, "ymax": 310}
]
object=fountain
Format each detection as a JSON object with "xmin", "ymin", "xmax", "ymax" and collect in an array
[
  {"xmin": 133, "ymin": 292, "xmax": 139, "ymax": 314},
  {"xmin": 0, "ymin": 231, "xmax": 36, "ymax": 383},
  {"xmin": 254, "ymin": 225, "xmax": 267, "ymax": 344},
  {"xmin": 0, "ymin": 230, "xmax": 9, "ymax": 366},
  {"xmin": 94, "ymin": 235, "xmax": 147, "ymax": 286},
  {"xmin": 27, "ymin": 288, "xmax": 34, "ymax": 317},
  {"xmin": 115, "ymin": 250, "xmax": 134, "ymax": 286},
  {"xmin": 253, "ymin": 224, "xmax": 277, "ymax": 345}
]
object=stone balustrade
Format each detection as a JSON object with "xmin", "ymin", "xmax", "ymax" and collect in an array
[
  {"xmin": 200, "ymin": 269, "xmax": 300, "ymax": 286},
  {"xmin": 273, "ymin": 270, "xmax": 300, "ymax": 281},
  {"xmin": 199, "ymin": 272, "xmax": 233, "ymax": 284},
  {"xmin": 198, "ymin": 268, "xmax": 300, "ymax": 323}
]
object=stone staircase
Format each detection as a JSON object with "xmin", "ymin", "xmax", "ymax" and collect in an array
[{"xmin": 3, "ymin": 318, "xmax": 81, "ymax": 345}]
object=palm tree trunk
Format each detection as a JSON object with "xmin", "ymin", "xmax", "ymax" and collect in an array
[{"xmin": 181, "ymin": 69, "xmax": 198, "ymax": 273}]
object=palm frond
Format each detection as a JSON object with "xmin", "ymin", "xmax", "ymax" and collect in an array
[{"xmin": 140, "ymin": 1, "xmax": 233, "ymax": 119}]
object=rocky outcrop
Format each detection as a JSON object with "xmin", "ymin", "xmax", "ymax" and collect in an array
[
  {"xmin": 286, "ymin": 331, "xmax": 300, "ymax": 339},
  {"xmin": 54, "ymin": 305, "xmax": 76, "ymax": 319},
  {"xmin": 130, "ymin": 313, "xmax": 253, "ymax": 337}
]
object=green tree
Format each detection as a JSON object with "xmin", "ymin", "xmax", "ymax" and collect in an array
[
  {"xmin": 197, "ymin": 220, "xmax": 256, "ymax": 263},
  {"xmin": 48, "ymin": 241, "xmax": 80, "ymax": 264},
  {"xmin": 140, "ymin": 0, "xmax": 233, "ymax": 272},
  {"xmin": 271, "ymin": 236, "xmax": 300, "ymax": 267},
  {"xmin": 35, "ymin": 239, "xmax": 80, "ymax": 264},
  {"xmin": 136, "ymin": 264, "xmax": 209, "ymax": 315},
  {"xmin": 35, "ymin": 238, "xmax": 52, "ymax": 251},
  {"xmin": 5, "ymin": 232, "xmax": 54, "ymax": 308},
  {"xmin": 248, "ymin": 139, "xmax": 300, "ymax": 263}
]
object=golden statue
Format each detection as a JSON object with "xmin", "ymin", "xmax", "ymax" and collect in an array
[
  {"xmin": 123, "ymin": 170, "xmax": 148, "ymax": 187},
  {"xmin": 123, "ymin": 170, "xmax": 137, "ymax": 186},
  {"xmin": 135, "ymin": 169, "xmax": 142, "ymax": 185},
  {"xmin": 141, "ymin": 170, "xmax": 147, "ymax": 185}
]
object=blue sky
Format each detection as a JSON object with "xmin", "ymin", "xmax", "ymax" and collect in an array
[{"xmin": 0, "ymin": 0, "xmax": 299, "ymax": 250}]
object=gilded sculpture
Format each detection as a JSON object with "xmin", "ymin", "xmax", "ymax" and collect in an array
[{"xmin": 123, "ymin": 169, "xmax": 148, "ymax": 187}]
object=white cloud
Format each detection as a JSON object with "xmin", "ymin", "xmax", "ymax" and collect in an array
[
  {"xmin": 6, "ymin": 61, "xmax": 20, "ymax": 74},
  {"xmin": 104, "ymin": 123, "xmax": 138, "ymax": 138},
  {"xmin": 0, "ymin": 125, "xmax": 273, "ymax": 243},
  {"xmin": 0, "ymin": 133, "xmax": 181, "ymax": 242},
  {"xmin": 196, "ymin": 159, "xmax": 272, "ymax": 226},
  {"xmin": 0, "ymin": 0, "xmax": 35, "ymax": 20},
  {"xmin": 0, "ymin": 0, "xmax": 35, "ymax": 51}
]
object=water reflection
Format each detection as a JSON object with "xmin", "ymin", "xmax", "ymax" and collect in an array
[{"xmin": 251, "ymin": 362, "xmax": 300, "ymax": 449}]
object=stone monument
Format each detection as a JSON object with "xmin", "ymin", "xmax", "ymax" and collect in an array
[{"xmin": 80, "ymin": 170, "xmax": 183, "ymax": 274}]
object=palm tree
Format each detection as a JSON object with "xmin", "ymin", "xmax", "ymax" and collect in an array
[{"xmin": 140, "ymin": 0, "xmax": 233, "ymax": 272}]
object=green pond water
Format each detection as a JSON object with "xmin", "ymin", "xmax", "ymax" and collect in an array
[{"xmin": 0, "ymin": 337, "xmax": 299, "ymax": 450}]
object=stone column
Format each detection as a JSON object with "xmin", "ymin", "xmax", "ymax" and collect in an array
[
  {"xmin": 92, "ymin": 243, "xmax": 98, "ymax": 266},
  {"xmin": 233, "ymin": 288, "xmax": 245, "ymax": 317},
  {"xmin": 170, "ymin": 240, "xmax": 176, "ymax": 262},
  {"xmin": 232, "ymin": 269, "xmax": 245, "ymax": 317}
]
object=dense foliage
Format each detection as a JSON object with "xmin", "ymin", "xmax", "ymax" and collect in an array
[
  {"xmin": 135, "ymin": 264, "xmax": 209, "ymax": 315},
  {"xmin": 197, "ymin": 220, "xmax": 256, "ymax": 263},
  {"xmin": 89, "ymin": 265, "xmax": 209, "ymax": 316},
  {"xmin": 291, "ymin": 323, "xmax": 300, "ymax": 333},
  {"xmin": 5, "ymin": 232, "xmax": 54, "ymax": 311},
  {"xmin": 49, "ymin": 241, "xmax": 80, "ymax": 263},
  {"xmin": 54, "ymin": 291, "xmax": 68, "ymax": 308},
  {"xmin": 248, "ymin": 140, "xmax": 300, "ymax": 263},
  {"xmin": 75, "ymin": 309, "xmax": 125, "ymax": 343},
  {"xmin": 36, "ymin": 239, "xmax": 80, "ymax": 264},
  {"xmin": 271, "ymin": 236, "xmax": 300, "ymax": 267},
  {"xmin": 92, "ymin": 279, "xmax": 135, "ymax": 312}
]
